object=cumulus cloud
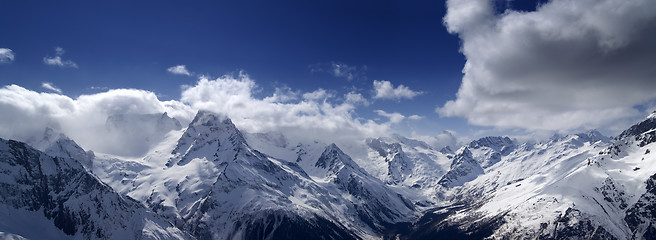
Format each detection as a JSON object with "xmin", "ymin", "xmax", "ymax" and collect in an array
[
  {"xmin": 0, "ymin": 48, "xmax": 15, "ymax": 63},
  {"xmin": 408, "ymin": 115, "xmax": 423, "ymax": 120},
  {"xmin": 309, "ymin": 61, "xmax": 367, "ymax": 81},
  {"xmin": 438, "ymin": 0, "xmax": 656, "ymax": 131},
  {"xmin": 43, "ymin": 47, "xmax": 78, "ymax": 68},
  {"xmin": 302, "ymin": 88, "xmax": 333, "ymax": 101},
  {"xmin": 374, "ymin": 110, "xmax": 406, "ymax": 124},
  {"xmin": 344, "ymin": 92, "xmax": 369, "ymax": 106},
  {"xmin": 41, "ymin": 82, "xmax": 62, "ymax": 94},
  {"xmin": 167, "ymin": 65, "xmax": 192, "ymax": 76},
  {"xmin": 372, "ymin": 80, "xmax": 422, "ymax": 100}
]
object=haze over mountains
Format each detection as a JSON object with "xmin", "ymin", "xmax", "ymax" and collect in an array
[{"xmin": 1, "ymin": 109, "xmax": 656, "ymax": 239}]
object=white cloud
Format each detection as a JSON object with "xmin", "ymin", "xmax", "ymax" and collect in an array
[
  {"xmin": 0, "ymin": 48, "xmax": 15, "ymax": 63},
  {"xmin": 89, "ymin": 86, "xmax": 109, "ymax": 91},
  {"xmin": 302, "ymin": 88, "xmax": 333, "ymax": 101},
  {"xmin": 43, "ymin": 47, "xmax": 78, "ymax": 68},
  {"xmin": 372, "ymin": 80, "xmax": 422, "ymax": 100},
  {"xmin": 344, "ymin": 92, "xmax": 369, "ymax": 106},
  {"xmin": 0, "ymin": 85, "xmax": 194, "ymax": 157},
  {"xmin": 438, "ymin": 0, "xmax": 656, "ymax": 132},
  {"xmin": 374, "ymin": 110, "xmax": 405, "ymax": 124},
  {"xmin": 408, "ymin": 115, "xmax": 423, "ymax": 120},
  {"xmin": 0, "ymin": 72, "xmax": 429, "ymax": 160},
  {"xmin": 179, "ymin": 72, "xmax": 391, "ymax": 159},
  {"xmin": 55, "ymin": 47, "xmax": 65, "ymax": 55},
  {"xmin": 41, "ymin": 82, "xmax": 62, "ymax": 94},
  {"xmin": 309, "ymin": 61, "xmax": 367, "ymax": 81},
  {"xmin": 0, "ymin": 72, "xmax": 392, "ymax": 158},
  {"xmin": 167, "ymin": 65, "xmax": 191, "ymax": 76},
  {"xmin": 412, "ymin": 130, "xmax": 460, "ymax": 150},
  {"xmin": 263, "ymin": 87, "xmax": 299, "ymax": 103}
]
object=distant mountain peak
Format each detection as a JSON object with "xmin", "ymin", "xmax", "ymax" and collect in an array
[
  {"xmin": 315, "ymin": 143, "xmax": 357, "ymax": 173},
  {"xmin": 26, "ymin": 127, "xmax": 94, "ymax": 168},
  {"xmin": 440, "ymin": 146, "xmax": 454, "ymax": 154},
  {"xmin": 468, "ymin": 136, "xmax": 514, "ymax": 150},
  {"xmin": 573, "ymin": 130, "xmax": 609, "ymax": 143},
  {"xmin": 438, "ymin": 147, "xmax": 483, "ymax": 188}
]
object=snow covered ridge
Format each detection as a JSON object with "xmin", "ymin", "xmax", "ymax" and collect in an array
[
  {"xmin": 2, "ymin": 110, "xmax": 656, "ymax": 239},
  {"xmin": 398, "ymin": 116, "xmax": 656, "ymax": 239},
  {"xmin": 0, "ymin": 138, "xmax": 190, "ymax": 239}
]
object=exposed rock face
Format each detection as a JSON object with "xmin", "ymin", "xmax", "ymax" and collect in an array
[
  {"xmin": 0, "ymin": 138, "xmax": 189, "ymax": 239},
  {"xmin": 626, "ymin": 173, "xmax": 656, "ymax": 240},
  {"xmin": 438, "ymin": 148, "xmax": 483, "ymax": 188}
]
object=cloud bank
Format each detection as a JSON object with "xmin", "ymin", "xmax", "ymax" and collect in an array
[
  {"xmin": 0, "ymin": 72, "xmax": 400, "ymax": 159},
  {"xmin": 0, "ymin": 85, "xmax": 193, "ymax": 156},
  {"xmin": 179, "ymin": 72, "xmax": 389, "ymax": 148},
  {"xmin": 438, "ymin": 0, "xmax": 656, "ymax": 131}
]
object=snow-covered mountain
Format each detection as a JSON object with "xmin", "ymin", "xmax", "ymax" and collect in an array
[
  {"xmin": 364, "ymin": 134, "xmax": 452, "ymax": 204},
  {"xmin": 4, "ymin": 110, "xmax": 656, "ymax": 239},
  {"xmin": 0, "ymin": 137, "xmax": 189, "ymax": 239},
  {"xmin": 397, "ymin": 116, "xmax": 656, "ymax": 239},
  {"xmin": 92, "ymin": 110, "xmax": 415, "ymax": 239}
]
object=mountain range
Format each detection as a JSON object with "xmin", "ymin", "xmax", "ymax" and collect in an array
[{"xmin": 1, "ymin": 110, "xmax": 656, "ymax": 239}]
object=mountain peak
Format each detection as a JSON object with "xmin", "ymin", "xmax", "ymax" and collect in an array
[
  {"xmin": 438, "ymin": 147, "xmax": 482, "ymax": 188},
  {"xmin": 618, "ymin": 113, "xmax": 656, "ymax": 139},
  {"xmin": 170, "ymin": 110, "xmax": 247, "ymax": 165},
  {"xmin": 468, "ymin": 136, "xmax": 514, "ymax": 150},
  {"xmin": 28, "ymin": 127, "xmax": 65, "ymax": 151},
  {"xmin": 573, "ymin": 130, "xmax": 609, "ymax": 143},
  {"xmin": 186, "ymin": 110, "xmax": 242, "ymax": 136},
  {"xmin": 315, "ymin": 143, "xmax": 358, "ymax": 174},
  {"xmin": 190, "ymin": 110, "xmax": 229, "ymax": 125},
  {"xmin": 647, "ymin": 111, "xmax": 656, "ymax": 120},
  {"xmin": 617, "ymin": 112, "xmax": 656, "ymax": 146}
]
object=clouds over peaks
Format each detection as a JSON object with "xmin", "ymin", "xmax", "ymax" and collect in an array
[{"xmin": 439, "ymin": 0, "xmax": 656, "ymax": 131}]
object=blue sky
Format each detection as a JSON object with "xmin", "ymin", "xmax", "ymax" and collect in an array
[
  {"xmin": 0, "ymin": 0, "xmax": 465, "ymax": 96},
  {"xmin": 0, "ymin": 0, "xmax": 475, "ymax": 135},
  {"xmin": 2, "ymin": 0, "xmax": 656, "ymax": 150}
]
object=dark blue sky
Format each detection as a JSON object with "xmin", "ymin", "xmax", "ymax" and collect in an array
[{"xmin": 0, "ymin": 0, "xmax": 544, "ymax": 137}]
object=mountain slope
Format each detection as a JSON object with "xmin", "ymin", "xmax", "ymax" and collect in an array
[
  {"xmin": 0, "ymin": 138, "xmax": 189, "ymax": 239},
  {"xmin": 364, "ymin": 135, "xmax": 451, "ymax": 203},
  {"xmin": 399, "ymin": 116, "xmax": 656, "ymax": 239},
  {"xmin": 94, "ymin": 110, "xmax": 415, "ymax": 239}
]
